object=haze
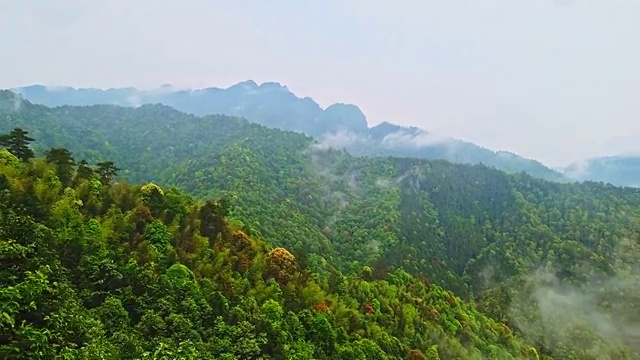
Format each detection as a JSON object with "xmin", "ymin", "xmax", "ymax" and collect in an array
[{"xmin": 1, "ymin": 0, "xmax": 638, "ymax": 167}]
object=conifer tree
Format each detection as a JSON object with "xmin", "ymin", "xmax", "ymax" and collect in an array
[{"xmin": 0, "ymin": 127, "xmax": 35, "ymax": 162}]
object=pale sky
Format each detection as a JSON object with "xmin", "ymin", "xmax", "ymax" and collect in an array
[{"xmin": 1, "ymin": 0, "xmax": 639, "ymax": 167}]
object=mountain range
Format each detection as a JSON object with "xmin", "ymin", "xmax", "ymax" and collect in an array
[{"xmin": 13, "ymin": 81, "xmax": 573, "ymax": 182}]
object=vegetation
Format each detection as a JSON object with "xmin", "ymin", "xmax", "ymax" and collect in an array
[
  {"xmin": 13, "ymin": 84, "xmax": 565, "ymax": 181},
  {"xmin": 1, "ymin": 92, "xmax": 639, "ymax": 358},
  {"xmin": 0, "ymin": 147, "xmax": 543, "ymax": 359}
]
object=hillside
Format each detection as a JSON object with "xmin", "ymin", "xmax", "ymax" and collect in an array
[
  {"xmin": 0, "ymin": 149, "xmax": 545, "ymax": 359},
  {"xmin": 13, "ymin": 83, "xmax": 565, "ymax": 182},
  {"xmin": 564, "ymin": 155, "xmax": 640, "ymax": 188},
  {"xmin": 1, "ymin": 91, "xmax": 639, "ymax": 359}
]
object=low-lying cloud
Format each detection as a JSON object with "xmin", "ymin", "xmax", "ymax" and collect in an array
[
  {"xmin": 0, "ymin": 91, "xmax": 24, "ymax": 114},
  {"xmin": 312, "ymin": 130, "xmax": 366, "ymax": 151},
  {"xmin": 380, "ymin": 128, "xmax": 453, "ymax": 149}
]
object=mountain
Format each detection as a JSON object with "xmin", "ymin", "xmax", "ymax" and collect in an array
[
  {"xmin": 1, "ymin": 90, "xmax": 639, "ymax": 358},
  {"xmin": 564, "ymin": 155, "xmax": 640, "ymax": 187},
  {"xmin": 13, "ymin": 82, "xmax": 565, "ymax": 182}
]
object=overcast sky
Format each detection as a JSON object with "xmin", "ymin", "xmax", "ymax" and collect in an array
[{"xmin": 1, "ymin": 0, "xmax": 639, "ymax": 167}]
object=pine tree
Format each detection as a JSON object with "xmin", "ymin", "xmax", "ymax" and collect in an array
[
  {"xmin": 0, "ymin": 127, "xmax": 35, "ymax": 162},
  {"xmin": 96, "ymin": 160, "xmax": 120, "ymax": 185},
  {"xmin": 45, "ymin": 147, "xmax": 75, "ymax": 185},
  {"xmin": 74, "ymin": 159, "xmax": 94, "ymax": 184}
]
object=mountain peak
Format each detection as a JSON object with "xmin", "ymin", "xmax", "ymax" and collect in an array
[
  {"xmin": 225, "ymin": 80, "xmax": 291, "ymax": 95},
  {"xmin": 318, "ymin": 103, "xmax": 368, "ymax": 134},
  {"xmin": 258, "ymin": 81, "xmax": 288, "ymax": 91},
  {"xmin": 232, "ymin": 80, "xmax": 258, "ymax": 89}
]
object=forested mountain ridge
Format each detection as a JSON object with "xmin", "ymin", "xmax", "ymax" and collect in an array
[
  {"xmin": 1, "ymin": 90, "xmax": 639, "ymax": 358},
  {"xmin": 13, "ymin": 83, "xmax": 565, "ymax": 182},
  {"xmin": 0, "ymin": 148, "xmax": 544, "ymax": 359}
]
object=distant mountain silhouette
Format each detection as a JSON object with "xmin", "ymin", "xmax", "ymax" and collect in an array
[
  {"xmin": 14, "ymin": 81, "xmax": 565, "ymax": 181},
  {"xmin": 564, "ymin": 155, "xmax": 640, "ymax": 187}
]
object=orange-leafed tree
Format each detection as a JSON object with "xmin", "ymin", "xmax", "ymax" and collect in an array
[{"xmin": 266, "ymin": 247, "xmax": 297, "ymax": 285}]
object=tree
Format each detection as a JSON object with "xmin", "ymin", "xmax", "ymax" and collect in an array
[
  {"xmin": 96, "ymin": 161, "xmax": 120, "ymax": 185},
  {"xmin": 0, "ymin": 127, "xmax": 35, "ymax": 162},
  {"xmin": 45, "ymin": 147, "xmax": 75, "ymax": 185},
  {"xmin": 74, "ymin": 159, "xmax": 94, "ymax": 184},
  {"xmin": 266, "ymin": 247, "xmax": 298, "ymax": 285}
]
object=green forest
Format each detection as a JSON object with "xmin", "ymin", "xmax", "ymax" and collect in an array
[{"xmin": 1, "ymin": 91, "xmax": 639, "ymax": 359}]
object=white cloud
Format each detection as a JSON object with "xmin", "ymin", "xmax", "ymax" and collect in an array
[
  {"xmin": 380, "ymin": 128, "xmax": 453, "ymax": 148},
  {"xmin": 312, "ymin": 130, "xmax": 365, "ymax": 150}
]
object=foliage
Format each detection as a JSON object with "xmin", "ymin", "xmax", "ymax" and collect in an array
[
  {"xmin": 0, "ymin": 150, "xmax": 550, "ymax": 359},
  {"xmin": 0, "ymin": 128, "xmax": 35, "ymax": 162}
]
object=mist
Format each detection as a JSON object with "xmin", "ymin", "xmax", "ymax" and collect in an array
[
  {"xmin": 380, "ymin": 128, "xmax": 453, "ymax": 149},
  {"xmin": 508, "ymin": 239, "xmax": 640, "ymax": 358}
]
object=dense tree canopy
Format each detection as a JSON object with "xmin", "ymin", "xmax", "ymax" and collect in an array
[{"xmin": 0, "ymin": 149, "xmax": 547, "ymax": 359}]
